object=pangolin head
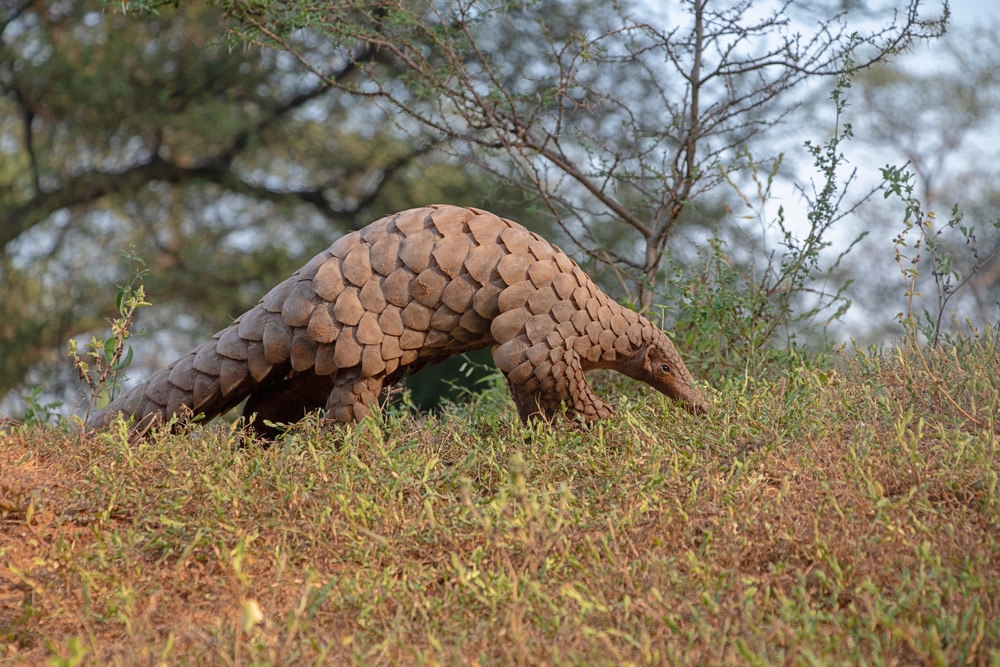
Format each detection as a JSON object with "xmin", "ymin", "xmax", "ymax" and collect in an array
[{"xmin": 628, "ymin": 332, "xmax": 707, "ymax": 415}]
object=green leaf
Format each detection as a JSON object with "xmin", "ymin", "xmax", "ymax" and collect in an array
[
  {"xmin": 113, "ymin": 346, "xmax": 134, "ymax": 372},
  {"xmin": 103, "ymin": 338, "xmax": 118, "ymax": 363}
]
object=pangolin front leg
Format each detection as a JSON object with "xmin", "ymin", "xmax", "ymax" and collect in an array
[{"xmin": 501, "ymin": 349, "xmax": 612, "ymax": 422}]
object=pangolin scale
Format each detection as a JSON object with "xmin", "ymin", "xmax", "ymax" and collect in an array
[{"xmin": 87, "ymin": 205, "xmax": 705, "ymax": 436}]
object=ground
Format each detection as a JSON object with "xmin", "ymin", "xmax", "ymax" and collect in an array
[{"xmin": 2, "ymin": 346, "xmax": 999, "ymax": 665}]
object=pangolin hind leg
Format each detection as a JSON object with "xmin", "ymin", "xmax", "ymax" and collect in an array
[
  {"xmin": 324, "ymin": 370, "xmax": 386, "ymax": 424},
  {"xmin": 242, "ymin": 370, "xmax": 335, "ymax": 438}
]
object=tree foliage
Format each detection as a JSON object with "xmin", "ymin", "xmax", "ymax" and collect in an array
[
  {"xmin": 0, "ymin": 0, "xmax": 514, "ymax": 406},
  {"xmin": 206, "ymin": 0, "xmax": 949, "ymax": 308}
]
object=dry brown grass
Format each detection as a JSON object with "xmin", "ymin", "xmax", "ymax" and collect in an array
[{"xmin": 2, "ymin": 338, "xmax": 999, "ymax": 665}]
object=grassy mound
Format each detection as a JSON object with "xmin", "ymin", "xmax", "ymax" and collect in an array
[{"xmin": 2, "ymin": 339, "xmax": 998, "ymax": 665}]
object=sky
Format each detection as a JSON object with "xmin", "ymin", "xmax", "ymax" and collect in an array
[{"xmin": 946, "ymin": 0, "xmax": 1000, "ymax": 24}]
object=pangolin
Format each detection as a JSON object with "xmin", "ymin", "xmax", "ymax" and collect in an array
[{"xmin": 87, "ymin": 205, "xmax": 705, "ymax": 436}]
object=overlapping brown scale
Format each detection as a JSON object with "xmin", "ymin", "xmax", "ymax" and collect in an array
[
  {"xmin": 369, "ymin": 233, "xmax": 401, "ymax": 276},
  {"xmin": 430, "ymin": 205, "xmax": 471, "ymax": 237},
  {"xmin": 441, "ymin": 274, "xmax": 476, "ymax": 313},
  {"xmin": 361, "ymin": 345, "xmax": 385, "ymax": 377},
  {"xmin": 359, "ymin": 278, "xmax": 387, "ymax": 314},
  {"xmin": 378, "ymin": 306, "xmax": 405, "ymax": 336},
  {"xmin": 261, "ymin": 279, "xmax": 295, "ymax": 313},
  {"xmin": 191, "ymin": 342, "xmax": 222, "ymax": 377},
  {"xmin": 357, "ymin": 312, "xmax": 383, "ymax": 345},
  {"xmin": 237, "ymin": 306, "xmax": 269, "ymax": 341},
  {"xmin": 493, "ymin": 334, "xmax": 530, "ymax": 373},
  {"xmin": 145, "ymin": 371, "xmax": 174, "ymax": 406},
  {"xmin": 547, "ymin": 272, "xmax": 575, "ymax": 300},
  {"xmin": 401, "ymin": 301, "xmax": 432, "ymax": 331},
  {"xmin": 290, "ymin": 329, "xmax": 318, "ymax": 372},
  {"xmin": 430, "ymin": 305, "xmax": 461, "ymax": 332},
  {"xmin": 490, "ymin": 308, "xmax": 528, "ymax": 343},
  {"xmin": 342, "ymin": 245, "xmax": 373, "ymax": 287},
  {"xmin": 424, "ymin": 329, "xmax": 452, "ymax": 349},
  {"xmin": 216, "ymin": 326, "xmax": 248, "ymax": 360},
  {"xmin": 328, "ymin": 233, "xmax": 361, "ymax": 260},
  {"xmin": 463, "ymin": 244, "xmax": 505, "ymax": 284},
  {"xmin": 598, "ymin": 329, "xmax": 617, "ymax": 352},
  {"xmin": 313, "ymin": 258, "xmax": 347, "ymax": 301},
  {"xmin": 467, "ymin": 214, "xmax": 508, "ymax": 246},
  {"xmin": 241, "ymin": 342, "xmax": 266, "ymax": 382},
  {"xmin": 333, "ymin": 287, "xmax": 365, "ymax": 327},
  {"xmin": 306, "ymin": 303, "xmax": 339, "ymax": 343},
  {"xmin": 550, "ymin": 300, "xmax": 576, "ymax": 323},
  {"xmin": 555, "ymin": 321, "xmax": 576, "ymax": 341},
  {"xmin": 193, "ymin": 372, "xmax": 217, "ymax": 411},
  {"xmin": 526, "ymin": 285, "xmax": 558, "ymax": 316},
  {"xmin": 315, "ymin": 342, "xmax": 338, "ymax": 375},
  {"xmin": 597, "ymin": 304, "xmax": 613, "ymax": 329},
  {"xmin": 528, "ymin": 239, "xmax": 556, "ymax": 261},
  {"xmin": 411, "ymin": 268, "xmax": 448, "ymax": 307},
  {"xmin": 614, "ymin": 334, "xmax": 632, "ymax": 355},
  {"xmin": 382, "ymin": 266, "xmax": 415, "ymax": 307},
  {"xmin": 296, "ymin": 251, "xmax": 331, "ymax": 282},
  {"xmin": 450, "ymin": 326, "xmax": 476, "ymax": 343},
  {"xmin": 527, "ymin": 259, "xmax": 558, "ymax": 288},
  {"xmin": 471, "ymin": 282, "xmax": 502, "ymax": 319},
  {"xmin": 609, "ymin": 312, "xmax": 627, "ymax": 336},
  {"xmin": 165, "ymin": 385, "xmax": 190, "ymax": 418},
  {"xmin": 394, "ymin": 208, "xmax": 433, "ymax": 236},
  {"xmin": 263, "ymin": 319, "xmax": 291, "ymax": 364},
  {"xmin": 498, "ymin": 226, "xmax": 533, "ymax": 255},
  {"xmin": 219, "ymin": 356, "xmax": 248, "ymax": 396},
  {"xmin": 497, "ymin": 281, "xmax": 533, "ymax": 313},
  {"xmin": 525, "ymin": 344, "xmax": 550, "ymax": 367},
  {"xmin": 459, "ymin": 309, "xmax": 489, "ymax": 334},
  {"xmin": 496, "ymin": 253, "xmax": 533, "ymax": 285},
  {"xmin": 360, "ymin": 217, "xmax": 390, "ymax": 245},
  {"xmin": 432, "ymin": 234, "xmax": 472, "ymax": 279},
  {"xmin": 626, "ymin": 322, "xmax": 644, "ymax": 346},
  {"xmin": 398, "ymin": 229, "xmax": 437, "ymax": 273},
  {"xmin": 281, "ymin": 281, "xmax": 317, "ymax": 327},
  {"xmin": 333, "ymin": 328, "xmax": 362, "ymax": 368},
  {"xmin": 399, "ymin": 328, "xmax": 426, "ymax": 351},
  {"xmin": 381, "ymin": 334, "xmax": 404, "ymax": 360},
  {"xmin": 569, "ymin": 309, "xmax": 590, "ymax": 335},
  {"xmin": 524, "ymin": 313, "xmax": 556, "ymax": 345}
]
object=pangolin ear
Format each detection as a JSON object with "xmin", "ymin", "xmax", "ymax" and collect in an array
[{"xmin": 640, "ymin": 345, "xmax": 654, "ymax": 373}]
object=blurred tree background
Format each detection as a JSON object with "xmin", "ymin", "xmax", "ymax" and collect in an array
[
  {"xmin": 0, "ymin": 0, "xmax": 534, "ymax": 414},
  {"xmin": 3, "ymin": 0, "xmax": 998, "ymax": 421}
]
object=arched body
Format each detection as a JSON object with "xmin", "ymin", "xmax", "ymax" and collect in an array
[{"xmin": 87, "ymin": 205, "xmax": 705, "ymax": 435}]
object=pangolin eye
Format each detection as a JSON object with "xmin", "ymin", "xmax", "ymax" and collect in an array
[{"xmin": 660, "ymin": 364, "xmax": 670, "ymax": 373}]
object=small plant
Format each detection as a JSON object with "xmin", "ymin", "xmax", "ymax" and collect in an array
[
  {"xmin": 666, "ymin": 66, "xmax": 867, "ymax": 381},
  {"xmin": 70, "ymin": 247, "xmax": 151, "ymax": 422},
  {"xmin": 17, "ymin": 386, "xmax": 63, "ymax": 427},
  {"xmin": 884, "ymin": 165, "xmax": 997, "ymax": 428},
  {"xmin": 884, "ymin": 164, "xmax": 1000, "ymax": 346}
]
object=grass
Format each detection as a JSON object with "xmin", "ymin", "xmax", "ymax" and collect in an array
[{"xmin": 2, "ymin": 335, "xmax": 999, "ymax": 665}]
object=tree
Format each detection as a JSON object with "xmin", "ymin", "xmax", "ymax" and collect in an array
[
  {"xmin": 201, "ymin": 0, "xmax": 949, "ymax": 310},
  {"xmin": 0, "ymin": 0, "xmax": 514, "ymax": 409}
]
